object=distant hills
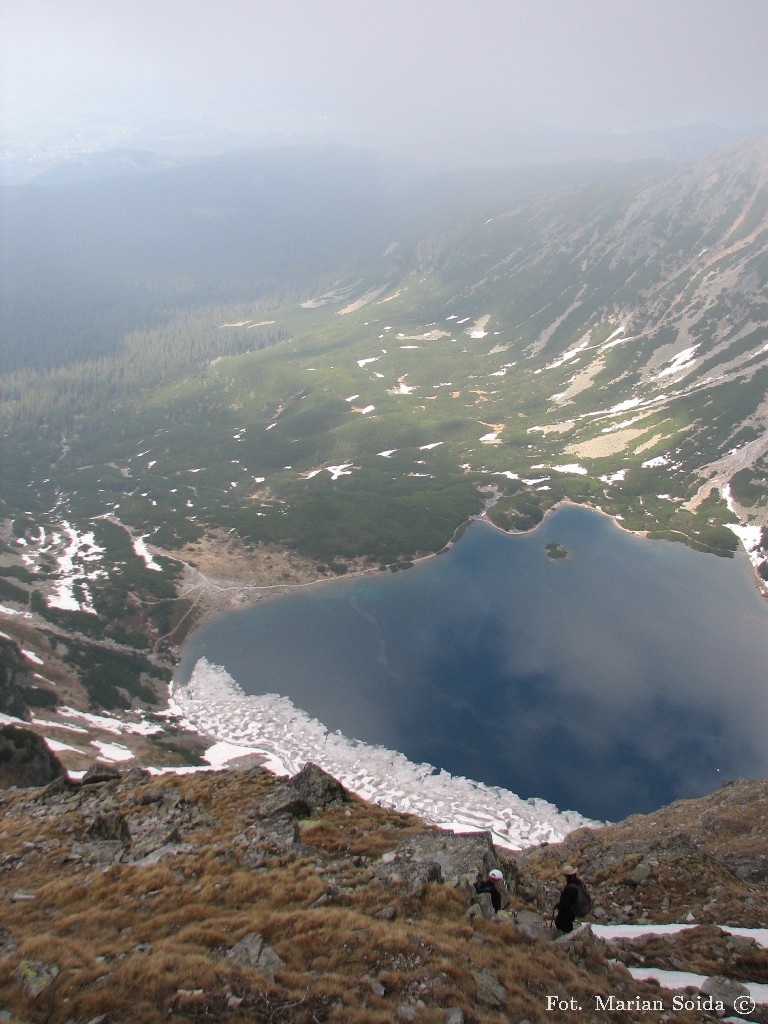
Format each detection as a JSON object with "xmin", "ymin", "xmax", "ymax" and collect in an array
[
  {"xmin": 0, "ymin": 137, "xmax": 766, "ymax": 709},
  {"xmin": 1, "ymin": 116, "xmax": 757, "ymax": 184},
  {"xmin": 2, "ymin": 147, "xmax": 174, "ymax": 187}
]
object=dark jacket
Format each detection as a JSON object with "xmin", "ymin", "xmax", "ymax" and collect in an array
[
  {"xmin": 554, "ymin": 877, "xmax": 582, "ymax": 933},
  {"xmin": 474, "ymin": 879, "xmax": 502, "ymax": 912}
]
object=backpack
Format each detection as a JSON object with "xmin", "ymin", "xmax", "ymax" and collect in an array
[{"xmin": 574, "ymin": 879, "xmax": 592, "ymax": 917}]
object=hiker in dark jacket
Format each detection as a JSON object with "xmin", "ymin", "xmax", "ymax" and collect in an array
[
  {"xmin": 474, "ymin": 868, "xmax": 504, "ymax": 912},
  {"xmin": 554, "ymin": 864, "xmax": 582, "ymax": 933}
]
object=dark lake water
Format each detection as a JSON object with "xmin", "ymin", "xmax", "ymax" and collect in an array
[{"xmin": 175, "ymin": 507, "xmax": 768, "ymax": 821}]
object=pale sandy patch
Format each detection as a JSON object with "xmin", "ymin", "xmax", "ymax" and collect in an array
[
  {"xmin": 634, "ymin": 432, "xmax": 668, "ymax": 454},
  {"xmin": 468, "ymin": 314, "xmax": 491, "ymax": 338},
  {"xmin": 170, "ymin": 529, "xmax": 322, "ymax": 587},
  {"xmin": 400, "ymin": 329, "xmax": 451, "ymax": 341},
  {"xmin": 479, "ymin": 420, "xmax": 505, "ymax": 444},
  {"xmin": 565, "ymin": 427, "xmax": 648, "ymax": 459},
  {"xmin": 553, "ymin": 356, "xmax": 606, "ymax": 403},
  {"xmin": 338, "ymin": 285, "xmax": 390, "ymax": 314},
  {"xmin": 537, "ymin": 421, "xmax": 576, "ymax": 435}
]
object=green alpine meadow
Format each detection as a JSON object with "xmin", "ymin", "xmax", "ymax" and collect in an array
[{"xmin": 1, "ymin": 138, "xmax": 767, "ymax": 683}]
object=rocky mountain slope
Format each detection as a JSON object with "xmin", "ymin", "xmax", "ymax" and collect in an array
[
  {"xmin": 518, "ymin": 778, "xmax": 768, "ymax": 929},
  {"xmin": 0, "ymin": 756, "xmax": 765, "ymax": 1023}
]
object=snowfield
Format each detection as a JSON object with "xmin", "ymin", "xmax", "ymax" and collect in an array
[{"xmin": 168, "ymin": 657, "xmax": 598, "ymax": 850}]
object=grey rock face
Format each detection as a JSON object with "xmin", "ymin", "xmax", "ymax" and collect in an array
[
  {"xmin": 390, "ymin": 830, "xmax": 500, "ymax": 885},
  {"xmin": 290, "ymin": 762, "xmax": 348, "ymax": 811},
  {"xmin": 724, "ymin": 852, "xmax": 768, "ymax": 884},
  {"xmin": 374, "ymin": 857, "xmax": 443, "ymax": 896},
  {"xmin": 0, "ymin": 725, "xmax": 66, "ymax": 789},
  {"xmin": 259, "ymin": 783, "xmax": 310, "ymax": 820},
  {"xmin": 443, "ymin": 1009, "xmax": 465, "ymax": 1024},
  {"xmin": 81, "ymin": 762, "xmax": 121, "ymax": 786},
  {"xmin": 514, "ymin": 908, "xmax": 554, "ymax": 940},
  {"xmin": 86, "ymin": 809, "xmax": 131, "ymax": 843},
  {"xmin": 700, "ymin": 975, "xmax": 750, "ymax": 1002},
  {"xmin": 252, "ymin": 812, "xmax": 301, "ymax": 849},
  {"xmin": 0, "ymin": 927, "xmax": 17, "ymax": 960},
  {"xmin": 12, "ymin": 959, "xmax": 60, "ymax": 998},
  {"xmin": 470, "ymin": 965, "xmax": 509, "ymax": 1007},
  {"xmin": 467, "ymin": 892, "xmax": 497, "ymax": 921},
  {"xmin": 226, "ymin": 932, "xmax": 285, "ymax": 980}
]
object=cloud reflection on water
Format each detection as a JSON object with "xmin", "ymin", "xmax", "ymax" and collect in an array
[{"xmin": 178, "ymin": 508, "xmax": 768, "ymax": 821}]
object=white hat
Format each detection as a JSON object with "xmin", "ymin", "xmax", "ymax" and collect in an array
[
  {"xmin": 562, "ymin": 864, "xmax": 578, "ymax": 876},
  {"xmin": 489, "ymin": 869, "xmax": 503, "ymax": 881}
]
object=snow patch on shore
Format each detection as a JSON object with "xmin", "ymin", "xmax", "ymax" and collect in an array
[
  {"xmin": 133, "ymin": 535, "xmax": 162, "ymax": 571},
  {"xmin": 58, "ymin": 706, "xmax": 164, "ymax": 737},
  {"xmin": 722, "ymin": 484, "xmax": 767, "ymax": 588}
]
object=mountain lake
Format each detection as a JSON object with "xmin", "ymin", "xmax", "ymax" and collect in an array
[{"xmin": 175, "ymin": 505, "xmax": 768, "ymax": 822}]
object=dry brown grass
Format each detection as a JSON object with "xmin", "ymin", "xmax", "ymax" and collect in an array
[
  {"xmin": 611, "ymin": 923, "xmax": 768, "ymax": 984},
  {"xmin": 299, "ymin": 799, "xmax": 428, "ymax": 857},
  {"xmin": 517, "ymin": 780, "xmax": 768, "ymax": 928},
  {"xmin": 0, "ymin": 769, "xmax": 761, "ymax": 1024}
]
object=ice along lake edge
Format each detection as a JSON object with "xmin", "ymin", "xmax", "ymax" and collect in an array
[{"xmin": 174, "ymin": 505, "xmax": 768, "ymax": 822}]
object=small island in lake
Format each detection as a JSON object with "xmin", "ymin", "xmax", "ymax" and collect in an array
[{"xmin": 546, "ymin": 542, "xmax": 569, "ymax": 560}]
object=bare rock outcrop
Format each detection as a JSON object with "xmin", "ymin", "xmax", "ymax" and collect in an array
[{"xmin": 0, "ymin": 725, "xmax": 66, "ymax": 789}]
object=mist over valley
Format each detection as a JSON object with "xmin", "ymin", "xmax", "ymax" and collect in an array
[
  {"xmin": 3, "ymin": 6, "xmax": 768, "ymax": 1020},
  {"xmin": 2, "ymin": 132, "xmax": 768, "ymax": 817}
]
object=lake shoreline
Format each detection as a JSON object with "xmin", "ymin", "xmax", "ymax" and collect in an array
[
  {"xmin": 162, "ymin": 497, "xmax": 766, "ymax": 659},
  {"xmin": 162, "ymin": 489, "xmax": 768, "ymax": 663},
  {"xmin": 171, "ymin": 501, "xmax": 768, "ymax": 823}
]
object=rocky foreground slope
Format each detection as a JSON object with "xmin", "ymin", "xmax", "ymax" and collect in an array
[{"xmin": 0, "ymin": 744, "xmax": 766, "ymax": 1024}]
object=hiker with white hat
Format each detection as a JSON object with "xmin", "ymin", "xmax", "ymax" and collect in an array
[{"xmin": 473, "ymin": 867, "xmax": 505, "ymax": 913}]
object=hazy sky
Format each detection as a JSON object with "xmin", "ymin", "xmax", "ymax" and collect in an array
[{"xmin": 2, "ymin": 0, "xmax": 767, "ymax": 149}]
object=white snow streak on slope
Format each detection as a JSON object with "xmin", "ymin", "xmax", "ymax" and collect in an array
[
  {"xmin": 626, "ymin": 967, "xmax": 768, "ymax": 1006},
  {"xmin": 592, "ymin": 924, "xmax": 768, "ymax": 949},
  {"xmin": 133, "ymin": 535, "xmax": 162, "ymax": 571}
]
